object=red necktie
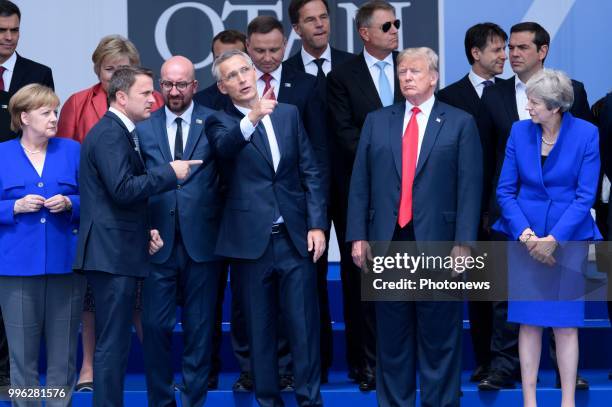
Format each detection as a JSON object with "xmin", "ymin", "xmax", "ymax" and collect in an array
[
  {"xmin": 0, "ymin": 66, "xmax": 6, "ymax": 92},
  {"xmin": 398, "ymin": 106, "xmax": 421, "ymax": 227},
  {"xmin": 261, "ymin": 73, "xmax": 276, "ymax": 101}
]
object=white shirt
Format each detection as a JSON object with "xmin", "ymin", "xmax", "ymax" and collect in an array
[
  {"xmin": 468, "ymin": 69, "xmax": 494, "ymax": 99},
  {"xmin": 363, "ymin": 48, "xmax": 395, "ymax": 99},
  {"xmin": 515, "ymin": 76, "xmax": 530, "ymax": 120},
  {"xmin": 109, "ymin": 107, "xmax": 135, "ymax": 133},
  {"xmin": 402, "ymin": 94, "xmax": 435, "ymax": 163},
  {"xmin": 235, "ymin": 104, "xmax": 283, "ymax": 223},
  {"xmin": 301, "ymin": 44, "xmax": 332, "ymax": 77},
  {"xmin": 165, "ymin": 102, "xmax": 193, "ymax": 156},
  {"xmin": 255, "ymin": 65, "xmax": 282, "ymax": 98},
  {"xmin": 0, "ymin": 52, "xmax": 17, "ymax": 92}
]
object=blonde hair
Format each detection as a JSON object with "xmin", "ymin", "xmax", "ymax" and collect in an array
[
  {"xmin": 92, "ymin": 35, "xmax": 140, "ymax": 77},
  {"xmin": 8, "ymin": 84, "xmax": 60, "ymax": 132}
]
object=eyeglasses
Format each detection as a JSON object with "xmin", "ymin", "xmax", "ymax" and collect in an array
[
  {"xmin": 159, "ymin": 80, "xmax": 194, "ymax": 91},
  {"xmin": 380, "ymin": 19, "xmax": 400, "ymax": 33},
  {"xmin": 222, "ymin": 65, "xmax": 252, "ymax": 83}
]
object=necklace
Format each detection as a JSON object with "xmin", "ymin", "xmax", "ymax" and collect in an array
[
  {"xmin": 541, "ymin": 135, "xmax": 556, "ymax": 146},
  {"xmin": 21, "ymin": 143, "xmax": 43, "ymax": 154}
]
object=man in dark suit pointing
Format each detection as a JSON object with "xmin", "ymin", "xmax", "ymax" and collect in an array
[
  {"xmin": 206, "ymin": 49, "xmax": 326, "ymax": 407},
  {"xmin": 74, "ymin": 66, "xmax": 201, "ymax": 407}
]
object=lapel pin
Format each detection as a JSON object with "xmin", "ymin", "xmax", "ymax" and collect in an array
[
  {"xmin": 196, "ymin": 118, "xmax": 203, "ymax": 124},
  {"xmin": 435, "ymin": 117, "xmax": 441, "ymax": 123},
  {"xmin": 1, "ymin": 104, "xmax": 7, "ymax": 109},
  {"xmin": 284, "ymin": 83, "xmax": 291, "ymax": 87}
]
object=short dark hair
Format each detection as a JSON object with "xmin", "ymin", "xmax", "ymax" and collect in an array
[
  {"xmin": 108, "ymin": 66, "xmax": 153, "ymax": 103},
  {"xmin": 355, "ymin": 0, "xmax": 394, "ymax": 30},
  {"xmin": 464, "ymin": 23, "xmax": 507, "ymax": 65},
  {"xmin": 211, "ymin": 30, "xmax": 247, "ymax": 54},
  {"xmin": 0, "ymin": 0, "xmax": 20, "ymax": 19},
  {"xmin": 510, "ymin": 21, "xmax": 550, "ymax": 51},
  {"xmin": 288, "ymin": 0, "xmax": 329, "ymax": 25},
  {"xmin": 247, "ymin": 15, "xmax": 284, "ymax": 38}
]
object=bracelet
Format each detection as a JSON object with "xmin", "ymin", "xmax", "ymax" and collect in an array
[{"xmin": 519, "ymin": 232, "xmax": 533, "ymax": 243}]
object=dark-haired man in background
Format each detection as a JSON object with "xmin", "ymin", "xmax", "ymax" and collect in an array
[{"xmin": 437, "ymin": 21, "xmax": 507, "ymax": 384}]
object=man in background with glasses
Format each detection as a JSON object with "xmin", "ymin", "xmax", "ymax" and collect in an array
[
  {"xmin": 137, "ymin": 55, "xmax": 224, "ymax": 406},
  {"xmin": 327, "ymin": 0, "xmax": 403, "ymax": 391}
]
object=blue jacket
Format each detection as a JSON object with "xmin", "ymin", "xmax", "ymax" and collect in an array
[
  {"xmin": 493, "ymin": 113, "xmax": 602, "ymax": 241},
  {"xmin": 0, "ymin": 137, "xmax": 80, "ymax": 276},
  {"xmin": 138, "ymin": 104, "xmax": 222, "ymax": 264}
]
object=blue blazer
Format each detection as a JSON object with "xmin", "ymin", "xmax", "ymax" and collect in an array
[
  {"xmin": 138, "ymin": 104, "xmax": 222, "ymax": 264},
  {"xmin": 0, "ymin": 137, "xmax": 80, "ymax": 276},
  {"xmin": 346, "ymin": 99, "xmax": 483, "ymax": 242},
  {"xmin": 205, "ymin": 103, "xmax": 327, "ymax": 259},
  {"xmin": 493, "ymin": 113, "xmax": 602, "ymax": 241}
]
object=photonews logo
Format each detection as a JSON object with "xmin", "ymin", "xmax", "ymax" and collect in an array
[{"xmin": 128, "ymin": 1, "xmax": 438, "ymax": 86}]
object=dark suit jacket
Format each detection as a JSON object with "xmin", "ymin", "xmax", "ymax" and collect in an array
[
  {"xmin": 74, "ymin": 111, "xmax": 177, "ymax": 277},
  {"xmin": 205, "ymin": 103, "xmax": 326, "ymax": 260},
  {"xmin": 477, "ymin": 75, "xmax": 594, "ymax": 223},
  {"xmin": 437, "ymin": 74, "xmax": 501, "ymax": 118},
  {"xmin": 346, "ymin": 100, "xmax": 482, "ymax": 243},
  {"xmin": 0, "ymin": 53, "xmax": 54, "ymax": 142},
  {"xmin": 138, "ymin": 103, "xmax": 222, "ymax": 264},
  {"xmin": 327, "ymin": 51, "xmax": 404, "ymax": 200}
]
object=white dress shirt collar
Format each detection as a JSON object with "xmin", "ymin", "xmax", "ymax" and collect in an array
[
  {"xmin": 363, "ymin": 47, "xmax": 393, "ymax": 69},
  {"xmin": 109, "ymin": 107, "xmax": 135, "ymax": 133},
  {"xmin": 1, "ymin": 51, "xmax": 17, "ymax": 72},
  {"xmin": 165, "ymin": 101, "xmax": 194, "ymax": 128},
  {"xmin": 301, "ymin": 45, "xmax": 332, "ymax": 76},
  {"xmin": 404, "ymin": 93, "xmax": 435, "ymax": 120},
  {"xmin": 468, "ymin": 69, "xmax": 494, "ymax": 98}
]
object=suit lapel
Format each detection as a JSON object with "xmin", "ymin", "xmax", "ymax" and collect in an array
[
  {"xmin": 154, "ymin": 111, "xmax": 173, "ymax": 162},
  {"xmin": 391, "ymin": 52, "xmax": 403, "ymax": 103},
  {"xmin": 91, "ymin": 84, "xmax": 108, "ymax": 122},
  {"xmin": 277, "ymin": 67, "xmax": 293, "ymax": 102},
  {"xmin": 503, "ymin": 77, "xmax": 520, "ymax": 121},
  {"xmin": 458, "ymin": 75, "xmax": 480, "ymax": 114},
  {"xmin": 389, "ymin": 103, "xmax": 405, "ymax": 178},
  {"xmin": 183, "ymin": 110, "xmax": 205, "ymax": 159},
  {"xmin": 415, "ymin": 101, "xmax": 445, "ymax": 177},
  {"xmin": 252, "ymin": 124, "xmax": 274, "ymax": 170},
  {"xmin": 8, "ymin": 54, "xmax": 25, "ymax": 94},
  {"xmin": 352, "ymin": 53, "xmax": 383, "ymax": 109}
]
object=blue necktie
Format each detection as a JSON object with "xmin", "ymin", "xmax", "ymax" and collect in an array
[
  {"xmin": 375, "ymin": 61, "xmax": 393, "ymax": 107},
  {"xmin": 482, "ymin": 80, "xmax": 494, "ymax": 88}
]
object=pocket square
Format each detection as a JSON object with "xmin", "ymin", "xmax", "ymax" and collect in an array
[
  {"xmin": 196, "ymin": 118, "xmax": 203, "ymax": 124},
  {"xmin": 284, "ymin": 83, "xmax": 291, "ymax": 88}
]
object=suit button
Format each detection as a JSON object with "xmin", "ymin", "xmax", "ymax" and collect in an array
[
  {"xmin": 37, "ymin": 182, "xmax": 44, "ymax": 188},
  {"xmin": 40, "ymin": 218, "xmax": 46, "ymax": 224},
  {"xmin": 170, "ymin": 210, "xmax": 175, "ymax": 216},
  {"xmin": 177, "ymin": 185, "xmax": 182, "ymax": 190}
]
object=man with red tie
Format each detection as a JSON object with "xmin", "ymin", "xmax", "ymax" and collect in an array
[{"xmin": 346, "ymin": 47, "xmax": 482, "ymax": 407}]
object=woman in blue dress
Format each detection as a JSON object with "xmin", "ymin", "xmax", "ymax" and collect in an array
[{"xmin": 493, "ymin": 68, "xmax": 601, "ymax": 407}]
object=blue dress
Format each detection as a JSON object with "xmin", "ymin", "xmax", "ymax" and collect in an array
[{"xmin": 492, "ymin": 113, "xmax": 601, "ymax": 327}]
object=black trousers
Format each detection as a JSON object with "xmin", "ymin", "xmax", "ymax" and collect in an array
[
  {"xmin": 0, "ymin": 310, "xmax": 9, "ymax": 380},
  {"xmin": 233, "ymin": 229, "xmax": 322, "ymax": 407}
]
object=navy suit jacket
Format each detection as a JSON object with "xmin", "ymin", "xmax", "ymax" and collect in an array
[
  {"xmin": 477, "ymin": 75, "xmax": 593, "ymax": 224},
  {"xmin": 205, "ymin": 103, "xmax": 327, "ymax": 259},
  {"xmin": 74, "ymin": 111, "xmax": 177, "ymax": 277},
  {"xmin": 138, "ymin": 104, "xmax": 222, "ymax": 264},
  {"xmin": 0, "ymin": 138, "xmax": 80, "ymax": 276},
  {"xmin": 493, "ymin": 113, "xmax": 601, "ymax": 241},
  {"xmin": 283, "ymin": 46, "xmax": 353, "ymax": 74},
  {"xmin": 0, "ymin": 54, "xmax": 55, "ymax": 142},
  {"xmin": 346, "ymin": 100, "xmax": 482, "ymax": 243}
]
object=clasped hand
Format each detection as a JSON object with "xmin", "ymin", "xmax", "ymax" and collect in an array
[
  {"xmin": 14, "ymin": 194, "xmax": 72, "ymax": 214},
  {"xmin": 522, "ymin": 231, "xmax": 557, "ymax": 266}
]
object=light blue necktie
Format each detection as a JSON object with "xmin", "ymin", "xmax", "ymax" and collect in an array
[{"xmin": 375, "ymin": 60, "xmax": 393, "ymax": 107}]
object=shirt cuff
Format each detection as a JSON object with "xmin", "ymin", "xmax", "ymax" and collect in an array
[{"xmin": 240, "ymin": 116, "xmax": 256, "ymax": 141}]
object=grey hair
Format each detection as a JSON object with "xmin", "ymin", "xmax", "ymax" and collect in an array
[
  {"xmin": 526, "ymin": 68, "xmax": 574, "ymax": 112},
  {"xmin": 397, "ymin": 47, "xmax": 439, "ymax": 73},
  {"xmin": 211, "ymin": 49, "xmax": 253, "ymax": 82},
  {"xmin": 355, "ymin": 0, "xmax": 395, "ymax": 29}
]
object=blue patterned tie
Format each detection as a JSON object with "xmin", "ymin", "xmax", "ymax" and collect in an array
[{"xmin": 375, "ymin": 61, "xmax": 393, "ymax": 107}]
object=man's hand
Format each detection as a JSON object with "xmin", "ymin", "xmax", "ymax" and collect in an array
[
  {"xmin": 307, "ymin": 228, "xmax": 326, "ymax": 263},
  {"xmin": 148, "ymin": 229, "xmax": 164, "ymax": 255},
  {"xmin": 170, "ymin": 159, "xmax": 203, "ymax": 180},
  {"xmin": 44, "ymin": 194, "xmax": 72, "ymax": 213},
  {"xmin": 528, "ymin": 235, "xmax": 557, "ymax": 266},
  {"xmin": 247, "ymin": 86, "xmax": 277, "ymax": 126},
  {"xmin": 14, "ymin": 194, "xmax": 45, "ymax": 214},
  {"xmin": 450, "ymin": 245, "xmax": 471, "ymax": 277},
  {"xmin": 352, "ymin": 240, "xmax": 373, "ymax": 269}
]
